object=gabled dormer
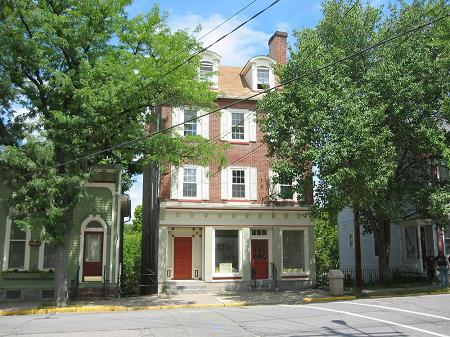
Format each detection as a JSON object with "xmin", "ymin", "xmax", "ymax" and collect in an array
[
  {"xmin": 199, "ymin": 50, "xmax": 221, "ymax": 89},
  {"xmin": 240, "ymin": 56, "xmax": 276, "ymax": 92}
]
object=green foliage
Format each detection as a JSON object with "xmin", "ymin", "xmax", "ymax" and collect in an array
[
  {"xmin": 121, "ymin": 206, "xmax": 142, "ymax": 296},
  {"xmin": 315, "ymin": 212, "xmax": 339, "ymax": 270},
  {"xmin": 258, "ymin": 0, "xmax": 450, "ymax": 278},
  {"xmin": 0, "ymin": 0, "xmax": 225, "ymax": 303}
]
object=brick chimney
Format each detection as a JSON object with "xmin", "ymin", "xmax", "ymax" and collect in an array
[{"xmin": 268, "ymin": 31, "xmax": 288, "ymax": 64}]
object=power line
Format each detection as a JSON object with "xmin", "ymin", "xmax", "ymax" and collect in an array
[
  {"xmin": 160, "ymin": 0, "xmax": 280, "ymax": 80},
  {"xmin": 45, "ymin": 10, "xmax": 450, "ymax": 171}
]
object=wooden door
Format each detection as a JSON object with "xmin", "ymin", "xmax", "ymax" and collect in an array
[
  {"xmin": 251, "ymin": 239, "xmax": 269, "ymax": 279},
  {"xmin": 83, "ymin": 232, "xmax": 103, "ymax": 281},
  {"xmin": 174, "ymin": 237, "xmax": 192, "ymax": 280}
]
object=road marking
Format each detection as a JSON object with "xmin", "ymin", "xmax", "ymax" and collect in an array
[
  {"xmin": 347, "ymin": 302, "xmax": 450, "ymax": 321},
  {"xmin": 285, "ymin": 305, "xmax": 450, "ymax": 337}
]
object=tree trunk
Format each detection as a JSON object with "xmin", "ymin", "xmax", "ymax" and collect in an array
[
  {"xmin": 375, "ymin": 219, "xmax": 391, "ymax": 284},
  {"xmin": 55, "ymin": 209, "xmax": 75, "ymax": 307},
  {"xmin": 55, "ymin": 239, "xmax": 69, "ymax": 307}
]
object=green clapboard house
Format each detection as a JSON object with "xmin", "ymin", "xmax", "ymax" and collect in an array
[{"xmin": 0, "ymin": 165, "xmax": 130, "ymax": 301}]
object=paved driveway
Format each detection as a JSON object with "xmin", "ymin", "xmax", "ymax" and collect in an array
[{"xmin": 1, "ymin": 294, "xmax": 450, "ymax": 336}]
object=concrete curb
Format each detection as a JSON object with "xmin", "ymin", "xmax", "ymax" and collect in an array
[
  {"xmin": 359, "ymin": 288, "xmax": 450, "ymax": 299},
  {"xmin": 303, "ymin": 295, "xmax": 356, "ymax": 303},
  {"xmin": 0, "ymin": 301, "xmax": 248, "ymax": 317}
]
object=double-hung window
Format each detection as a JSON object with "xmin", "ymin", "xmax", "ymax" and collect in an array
[
  {"xmin": 279, "ymin": 178, "xmax": 295, "ymax": 200},
  {"xmin": 257, "ymin": 66, "xmax": 270, "ymax": 89},
  {"xmin": 183, "ymin": 167, "xmax": 197, "ymax": 198},
  {"xmin": 231, "ymin": 112, "xmax": 245, "ymax": 140},
  {"xmin": 184, "ymin": 110, "xmax": 198, "ymax": 136},
  {"xmin": 231, "ymin": 169, "xmax": 246, "ymax": 198},
  {"xmin": 8, "ymin": 222, "xmax": 28, "ymax": 270}
]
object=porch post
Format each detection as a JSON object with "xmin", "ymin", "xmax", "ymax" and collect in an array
[{"xmin": 417, "ymin": 223, "xmax": 423, "ymax": 273}]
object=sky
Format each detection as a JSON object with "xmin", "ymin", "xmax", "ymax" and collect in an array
[{"xmin": 125, "ymin": 0, "xmax": 390, "ymax": 218}]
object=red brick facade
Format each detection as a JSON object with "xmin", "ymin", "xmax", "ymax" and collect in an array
[{"xmin": 268, "ymin": 31, "xmax": 288, "ymax": 65}]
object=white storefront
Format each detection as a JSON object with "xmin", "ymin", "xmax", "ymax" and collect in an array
[{"xmin": 157, "ymin": 203, "xmax": 315, "ymax": 292}]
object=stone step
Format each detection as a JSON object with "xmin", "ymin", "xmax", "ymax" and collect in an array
[{"xmin": 165, "ymin": 281, "xmax": 207, "ymax": 294}]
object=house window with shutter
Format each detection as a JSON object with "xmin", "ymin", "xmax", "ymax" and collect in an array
[
  {"xmin": 220, "ymin": 109, "xmax": 256, "ymax": 143},
  {"xmin": 171, "ymin": 165, "xmax": 209, "ymax": 200},
  {"xmin": 232, "ymin": 169, "xmax": 246, "ymax": 198},
  {"xmin": 183, "ymin": 168, "xmax": 197, "ymax": 197},
  {"xmin": 184, "ymin": 110, "xmax": 198, "ymax": 136}
]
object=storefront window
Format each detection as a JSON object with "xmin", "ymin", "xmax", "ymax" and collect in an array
[
  {"xmin": 215, "ymin": 230, "xmax": 239, "ymax": 273},
  {"xmin": 282, "ymin": 230, "xmax": 304, "ymax": 273}
]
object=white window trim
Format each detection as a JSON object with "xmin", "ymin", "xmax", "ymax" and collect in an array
[
  {"xmin": 2, "ymin": 217, "xmax": 31, "ymax": 271},
  {"xmin": 269, "ymin": 169, "xmax": 299, "ymax": 202},
  {"xmin": 212, "ymin": 227, "xmax": 243, "ymax": 278},
  {"xmin": 256, "ymin": 66, "xmax": 270, "ymax": 89},
  {"xmin": 250, "ymin": 228, "xmax": 273, "ymax": 280},
  {"xmin": 228, "ymin": 109, "xmax": 250, "ymax": 142},
  {"xmin": 178, "ymin": 165, "xmax": 202, "ymax": 200},
  {"xmin": 78, "ymin": 215, "xmax": 108, "ymax": 283},
  {"xmin": 228, "ymin": 167, "xmax": 250, "ymax": 201},
  {"xmin": 280, "ymin": 228, "xmax": 308, "ymax": 277}
]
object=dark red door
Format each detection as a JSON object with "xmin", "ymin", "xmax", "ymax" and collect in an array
[
  {"xmin": 251, "ymin": 239, "xmax": 269, "ymax": 279},
  {"xmin": 83, "ymin": 232, "xmax": 103, "ymax": 280},
  {"xmin": 174, "ymin": 237, "xmax": 192, "ymax": 280}
]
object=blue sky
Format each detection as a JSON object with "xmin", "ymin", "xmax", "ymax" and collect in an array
[{"xmin": 125, "ymin": 0, "xmax": 389, "ymax": 217}]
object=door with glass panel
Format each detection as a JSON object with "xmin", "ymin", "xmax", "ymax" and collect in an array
[{"xmin": 83, "ymin": 232, "xmax": 103, "ymax": 281}]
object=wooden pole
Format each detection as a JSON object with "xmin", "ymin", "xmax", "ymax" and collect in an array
[{"xmin": 354, "ymin": 206, "xmax": 363, "ymax": 292}]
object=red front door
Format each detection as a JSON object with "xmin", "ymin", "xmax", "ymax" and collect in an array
[
  {"xmin": 83, "ymin": 232, "xmax": 103, "ymax": 280},
  {"xmin": 251, "ymin": 239, "xmax": 269, "ymax": 279},
  {"xmin": 174, "ymin": 237, "xmax": 192, "ymax": 280}
]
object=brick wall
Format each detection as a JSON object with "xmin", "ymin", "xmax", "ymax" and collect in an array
[{"xmin": 268, "ymin": 31, "xmax": 288, "ymax": 65}]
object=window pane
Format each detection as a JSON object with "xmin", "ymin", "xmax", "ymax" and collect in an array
[
  {"xmin": 282, "ymin": 230, "xmax": 304, "ymax": 273},
  {"xmin": 11, "ymin": 223, "xmax": 26, "ymax": 240},
  {"xmin": 231, "ymin": 112, "xmax": 245, "ymax": 140},
  {"xmin": 215, "ymin": 230, "xmax": 239, "ymax": 273},
  {"xmin": 231, "ymin": 169, "xmax": 245, "ymax": 198},
  {"xmin": 184, "ymin": 110, "xmax": 197, "ymax": 136},
  {"xmin": 200, "ymin": 61, "xmax": 213, "ymax": 80},
  {"xmin": 9, "ymin": 241, "xmax": 25, "ymax": 269},
  {"xmin": 44, "ymin": 243, "xmax": 56, "ymax": 269},
  {"xmin": 257, "ymin": 67, "xmax": 269, "ymax": 88},
  {"xmin": 85, "ymin": 234, "xmax": 101, "ymax": 262},
  {"xmin": 183, "ymin": 168, "xmax": 197, "ymax": 197},
  {"xmin": 280, "ymin": 184, "xmax": 294, "ymax": 199}
]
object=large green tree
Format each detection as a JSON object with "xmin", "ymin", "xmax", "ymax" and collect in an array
[
  {"xmin": 258, "ymin": 0, "xmax": 450, "ymax": 282},
  {"xmin": 0, "ymin": 0, "xmax": 224, "ymax": 305}
]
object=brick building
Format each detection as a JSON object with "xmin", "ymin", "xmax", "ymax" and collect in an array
[{"xmin": 155, "ymin": 31, "xmax": 315, "ymax": 292}]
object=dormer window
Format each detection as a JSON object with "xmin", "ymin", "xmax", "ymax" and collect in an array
[
  {"xmin": 256, "ymin": 66, "xmax": 270, "ymax": 89},
  {"xmin": 200, "ymin": 61, "xmax": 214, "ymax": 81}
]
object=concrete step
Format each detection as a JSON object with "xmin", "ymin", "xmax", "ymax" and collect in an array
[{"xmin": 165, "ymin": 280, "xmax": 207, "ymax": 294}]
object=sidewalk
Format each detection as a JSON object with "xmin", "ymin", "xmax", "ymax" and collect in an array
[{"xmin": 1, "ymin": 285, "xmax": 449, "ymax": 316}]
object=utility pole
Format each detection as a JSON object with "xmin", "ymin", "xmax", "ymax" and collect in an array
[
  {"xmin": 140, "ymin": 106, "xmax": 161, "ymax": 295},
  {"xmin": 354, "ymin": 206, "xmax": 363, "ymax": 292}
]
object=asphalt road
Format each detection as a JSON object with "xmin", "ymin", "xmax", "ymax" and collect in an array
[{"xmin": 1, "ymin": 294, "xmax": 450, "ymax": 336}]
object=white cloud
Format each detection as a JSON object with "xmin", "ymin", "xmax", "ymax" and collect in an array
[
  {"xmin": 169, "ymin": 13, "xmax": 270, "ymax": 66},
  {"xmin": 275, "ymin": 21, "xmax": 290, "ymax": 33}
]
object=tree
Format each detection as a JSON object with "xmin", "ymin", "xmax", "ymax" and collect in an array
[
  {"xmin": 121, "ymin": 205, "xmax": 142, "ymax": 296},
  {"xmin": 0, "ymin": 0, "xmax": 225, "ymax": 306},
  {"xmin": 258, "ymin": 0, "xmax": 450, "ymax": 283}
]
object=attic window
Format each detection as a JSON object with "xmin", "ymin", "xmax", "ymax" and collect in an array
[
  {"xmin": 200, "ymin": 61, "xmax": 214, "ymax": 80},
  {"xmin": 257, "ymin": 66, "xmax": 269, "ymax": 89}
]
